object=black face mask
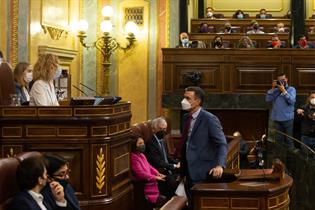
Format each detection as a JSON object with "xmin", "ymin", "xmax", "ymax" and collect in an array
[
  {"xmin": 155, "ymin": 130, "xmax": 167, "ymax": 139},
  {"xmin": 253, "ymin": 25, "xmax": 259, "ymax": 30},
  {"xmin": 215, "ymin": 41, "xmax": 222, "ymax": 47},
  {"xmin": 136, "ymin": 145, "xmax": 146, "ymax": 153},
  {"xmin": 54, "ymin": 178, "xmax": 69, "ymax": 189},
  {"xmin": 226, "ymin": 27, "xmax": 231, "ymax": 31}
]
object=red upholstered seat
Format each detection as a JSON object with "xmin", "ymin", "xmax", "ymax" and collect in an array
[{"xmin": 0, "ymin": 158, "xmax": 19, "ymax": 210}]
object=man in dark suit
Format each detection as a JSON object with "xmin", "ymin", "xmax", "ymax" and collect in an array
[
  {"xmin": 180, "ymin": 86, "xmax": 228, "ymax": 208},
  {"xmin": 8, "ymin": 156, "xmax": 73, "ymax": 210},
  {"xmin": 145, "ymin": 117, "xmax": 180, "ymax": 199}
]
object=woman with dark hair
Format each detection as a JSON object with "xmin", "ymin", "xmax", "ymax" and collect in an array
[
  {"xmin": 233, "ymin": 9, "xmax": 246, "ymax": 19},
  {"xmin": 42, "ymin": 154, "xmax": 80, "ymax": 210},
  {"xmin": 212, "ymin": 36, "xmax": 224, "ymax": 49},
  {"xmin": 130, "ymin": 134, "xmax": 167, "ymax": 207},
  {"xmin": 14, "ymin": 62, "xmax": 33, "ymax": 105}
]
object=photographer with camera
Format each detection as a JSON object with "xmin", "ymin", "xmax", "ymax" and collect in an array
[
  {"xmin": 296, "ymin": 91, "xmax": 315, "ymax": 157},
  {"xmin": 266, "ymin": 73, "xmax": 296, "ymax": 149}
]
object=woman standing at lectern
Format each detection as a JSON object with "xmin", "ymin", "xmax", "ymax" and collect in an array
[{"xmin": 30, "ymin": 53, "xmax": 61, "ymax": 106}]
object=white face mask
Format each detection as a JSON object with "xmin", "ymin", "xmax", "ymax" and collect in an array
[
  {"xmin": 207, "ymin": 12, "xmax": 213, "ymax": 17},
  {"xmin": 237, "ymin": 14, "xmax": 243, "ymax": 19},
  {"xmin": 278, "ymin": 27, "xmax": 285, "ymax": 32},
  {"xmin": 310, "ymin": 98, "xmax": 315, "ymax": 105},
  {"xmin": 24, "ymin": 72, "xmax": 33, "ymax": 83},
  {"xmin": 181, "ymin": 98, "xmax": 191, "ymax": 110},
  {"xmin": 54, "ymin": 66, "xmax": 62, "ymax": 79}
]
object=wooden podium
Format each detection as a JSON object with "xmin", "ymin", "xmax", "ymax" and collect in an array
[
  {"xmin": 192, "ymin": 165, "xmax": 293, "ymax": 210},
  {"xmin": 0, "ymin": 103, "xmax": 132, "ymax": 210}
]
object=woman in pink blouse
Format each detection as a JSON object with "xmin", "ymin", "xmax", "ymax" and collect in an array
[{"xmin": 131, "ymin": 134, "xmax": 167, "ymax": 207}]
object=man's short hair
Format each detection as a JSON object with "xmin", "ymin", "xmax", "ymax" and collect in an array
[
  {"xmin": 151, "ymin": 117, "xmax": 167, "ymax": 131},
  {"xmin": 0, "ymin": 50, "xmax": 3, "ymax": 59},
  {"xmin": 185, "ymin": 86, "xmax": 205, "ymax": 105},
  {"xmin": 17, "ymin": 156, "xmax": 46, "ymax": 190},
  {"xmin": 277, "ymin": 72, "xmax": 286, "ymax": 77}
]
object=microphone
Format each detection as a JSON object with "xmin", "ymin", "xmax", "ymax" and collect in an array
[
  {"xmin": 79, "ymin": 83, "xmax": 102, "ymax": 96},
  {"xmin": 72, "ymin": 85, "xmax": 88, "ymax": 96}
]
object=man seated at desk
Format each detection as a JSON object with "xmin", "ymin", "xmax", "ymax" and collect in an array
[{"xmin": 176, "ymin": 32, "xmax": 205, "ymax": 48}]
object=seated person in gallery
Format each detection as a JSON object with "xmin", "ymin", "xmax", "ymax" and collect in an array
[
  {"xmin": 233, "ymin": 9, "xmax": 247, "ymax": 19},
  {"xmin": 246, "ymin": 20, "xmax": 265, "ymax": 34},
  {"xmin": 223, "ymin": 22, "xmax": 234, "ymax": 34},
  {"xmin": 284, "ymin": 10, "xmax": 291, "ymax": 19},
  {"xmin": 267, "ymin": 34, "xmax": 285, "ymax": 48},
  {"xmin": 8, "ymin": 156, "xmax": 72, "ymax": 210},
  {"xmin": 256, "ymin": 8, "xmax": 272, "ymax": 19},
  {"xmin": 293, "ymin": 35, "xmax": 314, "ymax": 49},
  {"xmin": 42, "ymin": 154, "xmax": 80, "ymax": 210},
  {"xmin": 199, "ymin": 22, "xmax": 210, "ymax": 33},
  {"xmin": 145, "ymin": 117, "xmax": 179, "ymax": 199},
  {"xmin": 274, "ymin": 22, "xmax": 288, "ymax": 33},
  {"xmin": 130, "ymin": 134, "xmax": 167, "ymax": 208},
  {"xmin": 238, "ymin": 36, "xmax": 255, "ymax": 48},
  {"xmin": 14, "ymin": 62, "xmax": 33, "ymax": 105},
  {"xmin": 30, "ymin": 53, "xmax": 61, "ymax": 106},
  {"xmin": 212, "ymin": 36, "xmax": 224, "ymax": 49},
  {"xmin": 296, "ymin": 91, "xmax": 315, "ymax": 158},
  {"xmin": 176, "ymin": 32, "xmax": 198, "ymax": 48},
  {"xmin": 0, "ymin": 50, "xmax": 15, "ymax": 106},
  {"xmin": 205, "ymin": 6, "xmax": 215, "ymax": 19}
]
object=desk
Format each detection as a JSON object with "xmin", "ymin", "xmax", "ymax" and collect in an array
[
  {"xmin": 189, "ymin": 33, "xmax": 290, "ymax": 48},
  {"xmin": 0, "ymin": 103, "xmax": 132, "ymax": 210},
  {"xmin": 192, "ymin": 170, "xmax": 293, "ymax": 210},
  {"xmin": 191, "ymin": 19, "xmax": 291, "ymax": 34}
]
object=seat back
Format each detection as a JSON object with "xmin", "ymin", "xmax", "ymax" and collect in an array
[
  {"xmin": 0, "ymin": 158, "xmax": 19, "ymax": 210},
  {"xmin": 0, "ymin": 152, "xmax": 42, "ymax": 210}
]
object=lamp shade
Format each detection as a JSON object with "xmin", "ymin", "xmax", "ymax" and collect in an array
[
  {"xmin": 78, "ymin": 19, "xmax": 89, "ymax": 32},
  {"xmin": 102, "ymin": 6, "xmax": 114, "ymax": 17},
  {"xmin": 125, "ymin": 21, "xmax": 139, "ymax": 35},
  {"xmin": 100, "ymin": 20, "xmax": 112, "ymax": 33}
]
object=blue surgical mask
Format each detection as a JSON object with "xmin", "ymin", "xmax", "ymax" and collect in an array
[
  {"xmin": 181, "ymin": 38, "xmax": 189, "ymax": 45},
  {"xmin": 54, "ymin": 66, "xmax": 62, "ymax": 79},
  {"xmin": 237, "ymin": 14, "xmax": 243, "ymax": 19},
  {"xmin": 260, "ymin": 14, "xmax": 266, "ymax": 19}
]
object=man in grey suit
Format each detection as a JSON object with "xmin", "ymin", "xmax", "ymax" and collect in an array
[{"xmin": 179, "ymin": 86, "xmax": 227, "ymax": 208}]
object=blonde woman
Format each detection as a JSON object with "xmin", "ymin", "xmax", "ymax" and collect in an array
[
  {"xmin": 30, "ymin": 54, "xmax": 61, "ymax": 106},
  {"xmin": 238, "ymin": 36, "xmax": 255, "ymax": 48},
  {"xmin": 14, "ymin": 62, "xmax": 33, "ymax": 105}
]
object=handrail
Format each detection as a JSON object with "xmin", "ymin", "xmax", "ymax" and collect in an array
[{"xmin": 271, "ymin": 128, "xmax": 315, "ymax": 155}]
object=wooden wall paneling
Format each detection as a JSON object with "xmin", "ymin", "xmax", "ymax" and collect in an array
[
  {"xmin": 25, "ymin": 144, "xmax": 88, "ymax": 200},
  {"xmin": 233, "ymin": 66, "xmax": 278, "ymax": 92}
]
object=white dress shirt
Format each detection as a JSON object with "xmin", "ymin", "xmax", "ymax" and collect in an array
[{"xmin": 28, "ymin": 190, "xmax": 47, "ymax": 210}]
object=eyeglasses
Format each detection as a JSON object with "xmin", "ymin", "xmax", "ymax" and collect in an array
[{"xmin": 52, "ymin": 168, "xmax": 71, "ymax": 179}]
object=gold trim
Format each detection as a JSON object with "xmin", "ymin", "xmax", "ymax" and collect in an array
[
  {"xmin": 210, "ymin": 0, "xmax": 284, "ymax": 12},
  {"xmin": 10, "ymin": 0, "xmax": 19, "ymax": 67},
  {"xmin": 6, "ymin": 148, "xmax": 16, "ymax": 158},
  {"xmin": 40, "ymin": 0, "xmax": 70, "ymax": 40},
  {"xmin": 41, "ymin": 24, "xmax": 68, "ymax": 40},
  {"xmin": 96, "ymin": 148, "xmax": 106, "ymax": 193},
  {"xmin": 166, "ymin": 0, "xmax": 170, "ymax": 48}
]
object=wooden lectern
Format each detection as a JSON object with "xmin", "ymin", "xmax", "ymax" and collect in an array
[
  {"xmin": 0, "ymin": 103, "xmax": 132, "ymax": 210},
  {"xmin": 192, "ymin": 160, "xmax": 293, "ymax": 210}
]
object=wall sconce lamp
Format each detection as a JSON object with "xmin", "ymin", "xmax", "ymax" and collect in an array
[{"xmin": 77, "ymin": 5, "xmax": 139, "ymax": 95}]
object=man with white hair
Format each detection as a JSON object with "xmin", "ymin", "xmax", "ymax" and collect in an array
[{"xmin": 145, "ymin": 117, "xmax": 180, "ymax": 199}]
